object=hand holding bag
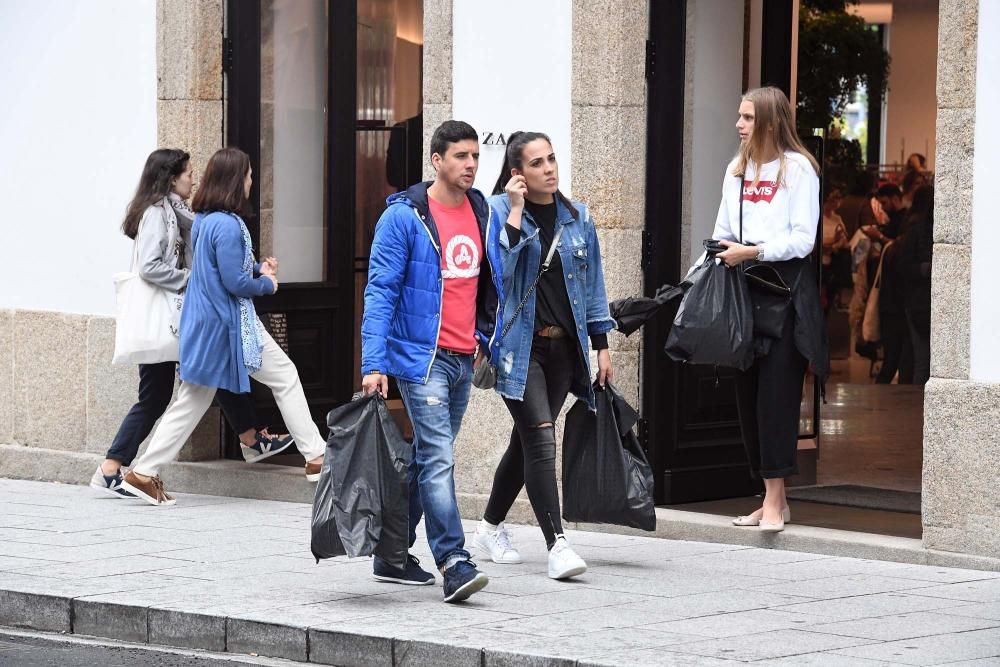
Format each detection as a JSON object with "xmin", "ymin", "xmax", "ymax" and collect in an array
[
  {"xmin": 472, "ymin": 223, "xmax": 564, "ymax": 390},
  {"xmin": 112, "ymin": 222, "xmax": 184, "ymax": 364},
  {"xmin": 664, "ymin": 243, "xmax": 755, "ymax": 370}
]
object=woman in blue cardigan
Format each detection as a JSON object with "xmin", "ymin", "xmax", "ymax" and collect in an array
[{"xmin": 121, "ymin": 148, "xmax": 326, "ymax": 506}]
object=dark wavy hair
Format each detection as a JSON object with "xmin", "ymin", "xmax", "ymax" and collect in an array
[
  {"xmin": 430, "ymin": 120, "xmax": 478, "ymax": 159},
  {"xmin": 191, "ymin": 147, "xmax": 251, "ymax": 217},
  {"xmin": 491, "ymin": 131, "xmax": 577, "ymax": 218},
  {"xmin": 122, "ymin": 148, "xmax": 190, "ymax": 239}
]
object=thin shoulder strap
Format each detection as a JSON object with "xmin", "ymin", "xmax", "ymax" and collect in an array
[
  {"xmin": 498, "ymin": 222, "xmax": 566, "ymax": 341},
  {"xmin": 737, "ymin": 174, "xmax": 744, "ymax": 245}
]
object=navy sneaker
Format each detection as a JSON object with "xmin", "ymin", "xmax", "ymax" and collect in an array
[
  {"xmin": 442, "ymin": 559, "xmax": 489, "ymax": 603},
  {"xmin": 89, "ymin": 465, "xmax": 135, "ymax": 498},
  {"xmin": 372, "ymin": 554, "xmax": 435, "ymax": 586},
  {"xmin": 242, "ymin": 430, "xmax": 295, "ymax": 463}
]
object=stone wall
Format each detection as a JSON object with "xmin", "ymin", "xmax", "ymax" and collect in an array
[
  {"xmin": 421, "ymin": 0, "xmax": 453, "ymax": 181},
  {"xmin": 571, "ymin": 0, "xmax": 646, "ymax": 411},
  {"xmin": 921, "ymin": 0, "xmax": 998, "ymax": 559},
  {"xmin": 157, "ymin": 0, "xmax": 225, "ymax": 179},
  {"xmin": 0, "ymin": 310, "xmax": 218, "ymax": 463}
]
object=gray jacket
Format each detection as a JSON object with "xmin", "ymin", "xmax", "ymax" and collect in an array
[{"xmin": 135, "ymin": 198, "xmax": 192, "ymax": 292}]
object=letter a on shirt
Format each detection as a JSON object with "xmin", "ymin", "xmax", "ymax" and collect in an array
[{"xmin": 429, "ymin": 196, "xmax": 482, "ymax": 354}]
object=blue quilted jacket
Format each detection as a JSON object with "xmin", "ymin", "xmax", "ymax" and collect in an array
[{"xmin": 360, "ymin": 182, "xmax": 504, "ymax": 384}]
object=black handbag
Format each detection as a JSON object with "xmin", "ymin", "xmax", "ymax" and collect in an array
[
  {"xmin": 738, "ymin": 176, "xmax": 792, "ymax": 338},
  {"xmin": 745, "ymin": 263, "xmax": 792, "ymax": 338}
]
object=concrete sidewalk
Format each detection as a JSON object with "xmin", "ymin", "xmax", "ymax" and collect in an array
[{"xmin": 1, "ymin": 480, "xmax": 999, "ymax": 666}]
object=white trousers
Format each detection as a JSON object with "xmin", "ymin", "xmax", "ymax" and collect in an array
[{"xmin": 132, "ymin": 329, "xmax": 326, "ymax": 477}]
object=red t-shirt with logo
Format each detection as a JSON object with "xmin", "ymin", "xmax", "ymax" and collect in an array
[{"xmin": 429, "ymin": 195, "xmax": 482, "ymax": 354}]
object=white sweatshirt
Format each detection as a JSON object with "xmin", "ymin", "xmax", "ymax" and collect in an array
[{"xmin": 711, "ymin": 151, "xmax": 820, "ymax": 262}]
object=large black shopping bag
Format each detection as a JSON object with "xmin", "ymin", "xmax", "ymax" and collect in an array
[
  {"xmin": 664, "ymin": 249, "xmax": 754, "ymax": 371},
  {"xmin": 311, "ymin": 393, "xmax": 411, "ymax": 570},
  {"xmin": 562, "ymin": 383, "xmax": 656, "ymax": 531}
]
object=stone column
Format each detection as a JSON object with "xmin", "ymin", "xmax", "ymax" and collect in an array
[
  {"xmin": 155, "ymin": 0, "xmax": 226, "ymax": 461},
  {"xmin": 571, "ymin": 0, "xmax": 647, "ymax": 409},
  {"xmin": 157, "ymin": 0, "xmax": 225, "ymax": 177},
  {"xmin": 422, "ymin": 0, "xmax": 452, "ymax": 180},
  {"xmin": 922, "ymin": 0, "xmax": 1000, "ymax": 559}
]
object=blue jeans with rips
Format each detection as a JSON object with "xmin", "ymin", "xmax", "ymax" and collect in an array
[{"xmin": 397, "ymin": 351, "xmax": 474, "ymax": 569}]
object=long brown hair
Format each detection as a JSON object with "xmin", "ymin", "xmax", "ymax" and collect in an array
[
  {"xmin": 191, "ymin": 147, "xmax": 251, "ymax": 217},
  {"xmin": 733, "ymin": 86, "xmax": 819, "ymax": 188},
  {"xmin": 492, "ymin": 131, "xmax": 578, "ymax": 218},
  {"xmin": 122, "ymin": 149, "xmax": 190, "ymax": 239}
]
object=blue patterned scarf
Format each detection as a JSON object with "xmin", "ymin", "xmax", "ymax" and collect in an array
[{"xmin": 236, "ymin": 216, "xmax": 265, "ymax": 374}]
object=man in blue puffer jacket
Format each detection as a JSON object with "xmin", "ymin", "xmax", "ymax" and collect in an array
[{"xmin": 360, "ymin": 120, "xmax": 503, "ymax": 603}]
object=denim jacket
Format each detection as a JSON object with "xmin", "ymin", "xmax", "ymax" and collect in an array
[{"xmin": 487, "ymin": 193, "xmax": 615, "ymax": 410}]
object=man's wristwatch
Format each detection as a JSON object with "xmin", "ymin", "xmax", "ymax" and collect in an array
[
  {"xmin": 756, "ymin": 245, "xmax": 765, "ymax": 262},
  {"xmin": 365, "ymin": 370, "xmax": 383, "ymax": 376}
]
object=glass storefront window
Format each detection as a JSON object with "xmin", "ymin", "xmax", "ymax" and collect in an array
[{"xmin": 261, "ymin": 0, "xmax": 329, "ymax": 283}]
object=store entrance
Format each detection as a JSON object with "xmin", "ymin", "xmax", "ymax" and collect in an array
[{"xmin": 643, "ymin": 0, "xmax": 933, "ymax": 539}]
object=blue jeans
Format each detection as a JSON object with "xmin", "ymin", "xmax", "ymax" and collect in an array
[{"xmin": 397, "ymin": 352, "xmax": 473, "ymax": 569}]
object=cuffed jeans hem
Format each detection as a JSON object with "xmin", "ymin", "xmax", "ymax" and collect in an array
[
  {"xmin": 440, "ymin": 550, "xmax": 472, "ymax": 571},
  {"xmin": 758, "ymin": 465, "xmax": 799, "ymax": 480}
]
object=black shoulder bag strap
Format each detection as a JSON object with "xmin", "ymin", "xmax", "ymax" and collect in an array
[{"xmin": 498, "ymin": 223, "xmax": 565, "ymax": 340}]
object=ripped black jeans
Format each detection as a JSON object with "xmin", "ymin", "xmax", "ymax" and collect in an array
[{"xmin": 483, "ymin": 335, "xmax": 578, "ymax": 549}]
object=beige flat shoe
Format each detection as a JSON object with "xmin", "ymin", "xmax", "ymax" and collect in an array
[
  {"xmin": 732, "ymin": 506, "xmax": 791, "ymax": 527},
  {"xmin": 759, "ymin": 518, "xmax": 785, "ymax": 533}
]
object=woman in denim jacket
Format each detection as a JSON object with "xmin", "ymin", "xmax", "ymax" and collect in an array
[{"xmin": 473, "ymin": 132, "xmax": 616, "ymax": 580}]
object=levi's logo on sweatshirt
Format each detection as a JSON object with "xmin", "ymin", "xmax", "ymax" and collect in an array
[{"xmin": 742, "ymin": 180, "xmax": 779, "ymax": 204}]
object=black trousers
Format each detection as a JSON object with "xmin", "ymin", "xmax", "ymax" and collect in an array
[
  {"xmin": 906, "ymin": 308, "xmax": 931, "ymax": 385},
  {"xmin": 876, "ymin": 312, "xmax": 913, "ymax": 384},
  {"xmin": 484, "ymin": 335, "xmax": 577, "ymax": 549},
  {"xmin": 735, "ymin": 311, "xmax": 808, "ymax": 480},
  {"xmin": 105, "ymin": 362, "xmax": 258, "ymax": 466}
]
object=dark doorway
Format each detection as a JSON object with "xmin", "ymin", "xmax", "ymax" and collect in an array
[
  {"xmin": 223, "ymin": 0, "xmax": 423, "ymax": 459},
  {"xmin": 224, "ymin": 1, "xmax": 356, "ymax": 462},
  {"xmin": 643, "ymin": 0, "xmax": 819, "ymax": 505},
  {"xmin": 643, "ymin": 0, "xmax": 760, "ymax": 505}
]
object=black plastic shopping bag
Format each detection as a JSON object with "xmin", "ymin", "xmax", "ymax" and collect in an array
[
  {"xmin": 664, "ymin": 252, "xmax": 754, "ymax": 371},
  {"xmin": 562, "ymin": 384, "xmax": 656, "ymax": 531},
  {"xmin": 311, "ymin": 393, "xmax": 411, "ymax": 569}
]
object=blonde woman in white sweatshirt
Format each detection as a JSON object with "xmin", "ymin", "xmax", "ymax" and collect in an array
[{"xmin": 713, "ymin": 87, "xmax": 829, "ymax": 532}]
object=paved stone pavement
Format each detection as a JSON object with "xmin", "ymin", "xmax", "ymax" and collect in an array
[{"xmin": 1, "ymin": 479, "xmax": 999, "ymax": 666}]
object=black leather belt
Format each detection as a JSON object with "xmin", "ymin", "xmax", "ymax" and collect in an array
[{"xmin": 438, "ymin": 347, "xmax": 473, "ymax": 356}]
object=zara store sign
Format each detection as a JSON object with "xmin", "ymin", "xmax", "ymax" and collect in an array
[
  {"xmin": 481, "ymin": 132, "xmax": 512, "ymax": 147},
  {"xmin": 452, "ymin": 0, "xmax": 572, "ymax": 195}
]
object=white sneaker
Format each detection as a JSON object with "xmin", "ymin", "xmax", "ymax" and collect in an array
[
  {"xmin": 548, "ymin": 536, "xmax": 587, "ymax": 580},
  {"xmin": 473, "ymin": 520, "xmax": 523, "ymax": 564}
]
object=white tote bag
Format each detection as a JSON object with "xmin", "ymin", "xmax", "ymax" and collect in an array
[
  {"xmin": 112, "ymin": 231, "xmax": 184, "ymax": 364},
  {"xmin": 861, "ymin": 241, "xmax": 892, "ymax": 344}
]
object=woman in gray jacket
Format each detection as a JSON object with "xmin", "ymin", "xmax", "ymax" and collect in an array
[{"xmin": 90, "ymin": 149, "xmax": 293, "ymax": 498}]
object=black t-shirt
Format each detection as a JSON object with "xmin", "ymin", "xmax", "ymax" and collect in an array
[{"xmin": 506, "ymin": 199, "xmax": 608, "ymax": 350}]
